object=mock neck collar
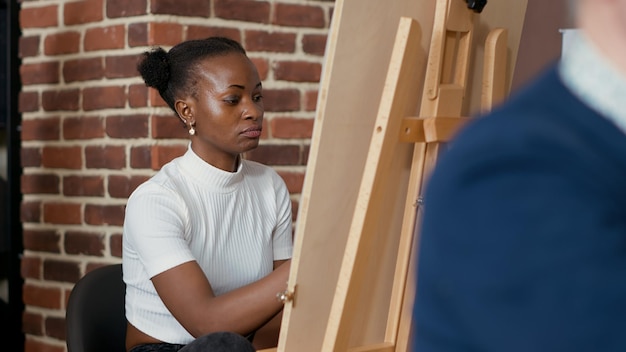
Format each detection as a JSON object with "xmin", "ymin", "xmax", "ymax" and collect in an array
[{"xmin": 178, "ymin": 144, "xmax": 244, "ymax": 192}]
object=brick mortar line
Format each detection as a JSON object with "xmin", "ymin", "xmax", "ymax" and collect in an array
[
  {"xmin": 21, "ymin": 138, "xmax": 189, "ymax": 146},
  {"xmin": 20, "ymin": 17, "xmax": 332, "ymax": 39},
  {"xmin": 21, "ymin": 137, "xmax": 313, "ymax": 144},
  {"xmin": 19, "ymin": 112, "xmax": 317, "ymax": 120},
  {"xmin": 23, "ymin": 53, "xmax": 325, "ymax": 67},
  {"xmin": 21, "ymin": 164, "xmax": 308, "ymax": 174},
  {"xmin": 20, "ymin": 52, "xmax": 325, "ymax": 65},
  {"xmin": 22, "ymin": 193, "xmax": 130, "ymax": 203},
  {"xmin": 20, "ymin": 168, "xmax": 156, "ymax": 176},
  {"xmin": 19, "ymin": 135, "xmax": 315, "ymax": 146},
  {"xmin": 20, "ymin": 166, "xmax": 309, "ymax": 178},
  {"xmin": 19, "ymin": 80, "xmax": 323, "ymax": 92},
  {"xmin": 21, "ymin": 213, "xmax": 126, "ymax": 228},
  {"xmin": 18, "ymin": 79, "xmax": 323, "ymax": 97},
  {"xmin": 25, "ymin": 229, "xmax": 123, "ymax": 241}
]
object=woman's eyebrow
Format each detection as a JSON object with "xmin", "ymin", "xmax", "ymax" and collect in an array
[{"xmin": 228, "ymin": 82, "xmax": 262, "ymax": 90}]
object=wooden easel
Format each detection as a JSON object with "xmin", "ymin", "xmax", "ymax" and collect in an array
[
  {"xmin": 262, "ymin": 1, "xmax": 528, "ymax": 351},
  {"xmin": 317, "ymin": 1, "xmax": 505, "ymax": 351}
]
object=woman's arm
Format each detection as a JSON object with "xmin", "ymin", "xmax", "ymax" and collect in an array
[
  {"xmin": 152, "ymin": 258, "xmax": 291, "ymax": 338},
  {"xmin": 250, "ymin": 259, "xmax": 290, "ymax": 349}
]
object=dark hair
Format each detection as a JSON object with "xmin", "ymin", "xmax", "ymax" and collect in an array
[{"xmin": 137, "ymin": 37, "xmax": 247, "ymax": 112}]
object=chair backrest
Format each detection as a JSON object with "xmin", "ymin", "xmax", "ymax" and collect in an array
[{"xmin": 66, "ymin": 263, "xmax": 126, "ymax": 352}]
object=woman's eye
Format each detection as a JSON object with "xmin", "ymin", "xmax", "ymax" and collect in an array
[
  {"xmin": 253, "ymin": 94, "xmax": 263, "ymax": 102},
  {"xmin": 224, "ymin": 97, "xmax": 239, "ymax": 104}
]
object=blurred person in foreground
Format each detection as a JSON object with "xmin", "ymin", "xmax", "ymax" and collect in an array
[{"xmin": 414, "ymin": 0, "xmax": 626, "ymax": 350}]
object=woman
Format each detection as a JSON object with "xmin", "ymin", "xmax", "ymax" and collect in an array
[{"xmin": 122, "ymin": 37, "xmax": 293, "ymax": 352}]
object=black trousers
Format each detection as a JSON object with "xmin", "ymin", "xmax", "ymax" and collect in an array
[{"xmin": 129, "ymin": 331, "xmax": 255, "ymax": 352}]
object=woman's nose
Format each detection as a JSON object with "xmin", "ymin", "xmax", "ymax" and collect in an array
[{"xmin": 242, "ymin": 100, "xmax": 263, "ymax": 120}]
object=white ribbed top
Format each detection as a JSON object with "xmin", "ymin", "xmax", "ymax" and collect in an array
[{"xmin": 122, "ymin": 146, "xmax": 293, "ymax": 344}]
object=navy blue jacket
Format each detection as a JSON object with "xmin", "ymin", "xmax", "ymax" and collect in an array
[{"xmin": 414, "ymin": 66, "xmax": 626, "ymax": 351}]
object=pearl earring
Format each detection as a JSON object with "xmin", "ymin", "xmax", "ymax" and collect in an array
[{"xmin": 188, "ymin": 122, "xmax": 196, "ymax": 136}]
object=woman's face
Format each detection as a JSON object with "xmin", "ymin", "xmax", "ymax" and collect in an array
[{"xmin": 176, "ymin": 52, "xmax": 264, "ymax": 172}]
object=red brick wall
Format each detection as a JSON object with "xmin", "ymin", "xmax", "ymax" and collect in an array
[{"xmin": 18, "ymin": 0, "xmax": 333, "ymax": 350}]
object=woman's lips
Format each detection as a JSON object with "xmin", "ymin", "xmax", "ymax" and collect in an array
[{"xmin": 241, "ymin": 127, "xmax": 262, "ymax": 138}]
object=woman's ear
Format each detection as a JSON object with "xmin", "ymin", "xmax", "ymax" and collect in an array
[{"xmin": 175, "ymin": 99, "xmax": 193, "ymax": 125}]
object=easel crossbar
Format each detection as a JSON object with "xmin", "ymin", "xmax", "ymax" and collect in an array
[{"xmin": 399, "ymin": 116, "xmax": 470, "ymax": 143}]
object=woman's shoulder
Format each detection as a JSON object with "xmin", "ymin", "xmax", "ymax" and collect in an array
[{"xmin": 128, "ymin": 160, "xmax": 186, "ymax": 201}]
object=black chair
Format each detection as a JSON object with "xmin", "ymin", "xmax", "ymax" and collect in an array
[{"xmin": 66, "ymin": 263, "xmax": 126, "ymax": 352}]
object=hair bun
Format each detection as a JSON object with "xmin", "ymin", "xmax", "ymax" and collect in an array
[{"xmin": 137, "ymin": 47, "xmax": 171, "ymax": 94}]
